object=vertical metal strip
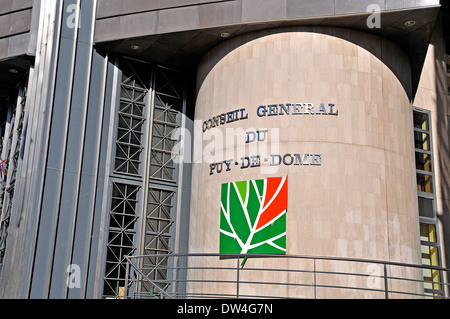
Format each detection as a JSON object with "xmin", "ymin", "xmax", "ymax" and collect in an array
[
  {"xmin": 53, "ymin": 0, "xmax": 97, "ymax": 299},
  {"xmin": 21, "ymin": 0, "xmax": 64, "ymax": 298},
  {"xmin": 30, "ymin": 0, "xmax": 81, "ymax": 298},
  {"xmin": 137, "ymin": 63, "xmax": 157, "ymax": 296},
  {"xmin": 173, "ymin": 81, "xmax": 187, "ymax": 256},
  {"xmin": 84, "ymin": 54, "xmax": 116, "ymax": 298},
  {"xmin": 93, "ymin": 57, "xmax": 121, "ymax": 298},
  {"xmin": 85, "ymin": 50, "xmax": 108, "ymax": 297},
  {"xmin": 71, "ymin": 48, "xmax": 107, "ymax": 299}
]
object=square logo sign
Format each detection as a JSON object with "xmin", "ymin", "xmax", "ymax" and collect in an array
[{"xmin": 219, "ymin": 176, "xmax": 288, "ymax": 255}]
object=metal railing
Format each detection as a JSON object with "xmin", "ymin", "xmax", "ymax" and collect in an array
[{"xmin": 123, "ymin": 253, "xmax": 450, "ymax": 299}]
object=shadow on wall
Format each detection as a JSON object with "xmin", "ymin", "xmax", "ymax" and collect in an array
[
  {"xmin": 196, "ymin": 26, "xmax": 413, "ymax": 101},
  {"xmin": 433, "ymin": 15, "xmax": 450, "ymax": 281}
]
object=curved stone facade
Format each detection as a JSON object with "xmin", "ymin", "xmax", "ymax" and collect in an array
[{"xmin": 189, "ymin": 27, "xmax": 422, "ymax": 298}]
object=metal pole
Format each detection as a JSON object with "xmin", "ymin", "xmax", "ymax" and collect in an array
[
  {"xmin": 384, "ymin": 263, "xmax": 389, "ymax": 299},
  {"xmin": 124, "ymin": 255, "xmax": 173, "ymax": 299},
  {"xmin": 314, "ymin": 258, "xmax": 317, "ymax": 299},
  {"xmin": 237, "ymin": 256, "xmax": 240, "ymax": 298},
  {"xmin": 125, "ymin": 259, "xmax": 130, "ymax": 298}
]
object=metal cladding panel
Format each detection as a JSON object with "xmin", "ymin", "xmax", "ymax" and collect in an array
[
  {"xmin": 29, "ymin": 13, "xmax": 79, "ymax": 300},
  {"xmin": 49, "ymin": 38, "xmax": 93, "ymax": 298},
  {"xmin": 15, "ymin": 1, "xmax": 64, "ymax": 298},
  {"xmin": 29, "ymin": 0, "xmax": 99, "ymax": 298},
  {"xmin": 386, "ymin": 0, "xmax": 440, "ymax": 10},
  {"xmin": 285, "ymin": 0, "xmax": 335, "ymax": 18},
  {"xmin": 48, "ymin": 0, "xmax": 97, "ymax": 296},
  {"xmin": 85, "ymin": 58, "xmax": 117, "ymax": 299},
  {"xmin": 95, "ymin": 0, "xmax": 440, "ymax": 42},
  {"xmin": 0, "ymin": 0, "xmax": 33, "ymax": 60},
  {"xmin": 68, "ymin": 50, "xmax": 107, "ymax": 298},
  {"xmin": 94, "ymin": 0, "xmax": 440, "ymax": 97},
  {"xmin": 96, "ymin": 0, "xmax": 232, "ymax": 18},
  {"xmin": 49, "ymin": 170, "xmax": 81, "ymax": 298}
]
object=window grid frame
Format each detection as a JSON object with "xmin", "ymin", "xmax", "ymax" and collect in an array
[
  {"xmin": 149, "ymin": 67, "xmax": 182, "ymax": 184},
  {"xmin": 413, "ymin": 108, "xmax": 444, "ymax": 299},
  {"xmin": 103, "ymin": 182, "xmax": 141, "ymax": 298},
  {"xmin": 104, "ymin": 61, "xmax": 184, "ymax": 298},
  {"xmin": 113, "ymin": 60, "xmax": 151, "ymax": 178}
]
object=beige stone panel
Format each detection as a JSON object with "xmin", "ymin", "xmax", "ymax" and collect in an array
[{"xmin": 190, "ymin": 27, "xmax": 421, "ymax": 298}]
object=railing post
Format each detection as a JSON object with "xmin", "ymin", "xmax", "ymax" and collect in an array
[
  {"xmin": 236, "ymin": 256, "xmax": 240, "ymax": 298},
  {"xmin": 313, "ymin": 258, "xmax": 317, "ymax": 299},
  {"xmin": 384, "ymin": 263, "xmax": 389, "ymax": 299},
  {"xmin": 125, "ymin": 259, "xmax": 130, "ymax": 299},
  {"xmin": 124, "ymin": 255, "xmax": 174, "ymax": 299}
]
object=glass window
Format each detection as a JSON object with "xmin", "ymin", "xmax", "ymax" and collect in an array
[
  {"xmin": 415, "ymin": 152, "xmax": 432, "ymax": 172},
  {"xmin": 422, "ymin": 245, "xmax": 441, "ymax": 294},
  {"xmin": 418, "ymin": 197, "xmax": 434, "ymax": 218},
  {"xmin": 104, "ymin": 60, "xmax": 185, "ymax": 298},
  {"xmin": 416, "ymin": 172, "xmax": 433, "ymax": 193},
  {"xmin": 103, "ymin": 183, "xmax": 140, "ymax": 297},
  {"xmin": 413, "ymin": 110, "xmax": 442, "ymax": 298},
  {"xmin": 420, "ymin": 223, "xmax": 441, "ymax": 297},
  {"xmin": 142, "ymin": 187, "xmax": 175, "ymax": 294},
  {"xmin": 113, "ymin": 59, "xmax": 151, "ymax": 176},
  {"xmin": 149, "ymin": 67, "xmax": 181, "ymax": 182},
  {"xmin": 414, "ymin": 131, "xmax": 431, "ymax": 151},
  {"xmin": 413, "ymin": 111, "xmax": 429, "ymax": 131},
  {"xmin": 420, "ymin": 223, "xmax": 436, "ymax": 243}
]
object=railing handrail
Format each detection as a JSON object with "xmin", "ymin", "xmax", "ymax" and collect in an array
[
  {"xmin": 124, "ymin": 255, "xmax": 174, "ymax": 299},
  {"xmin": 127, "ymin": 252, "xmax": 450, "ymax": 272},
  {"xmin": 124, "ymin": 253, "xmax": 450, "ymax": 299}
]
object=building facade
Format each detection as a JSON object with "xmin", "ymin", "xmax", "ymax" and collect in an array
[{"xmin": 0, "ymin": 0, "xmax": 448, "ymax": 299}]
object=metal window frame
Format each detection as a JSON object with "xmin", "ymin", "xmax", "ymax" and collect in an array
[
  {"xmin": 141, "ymin": 186, "xmax": 176, "ymax": 293},
  {"xmin": 103, "ymin": 180, "xmax": 142, "ymax": 297},
  {"xmin": 111, "ymin": 58, "xmax": 152, "ymax": 179},
  {"xmin": 149, "ymin": 90, "xmax": 180, "ymax": 183},
  {"xmin": 139, "ymin": 65, "xmax": 184, "ymax": 297},
  {"xmin": 0, "ymin": 84, "xmax": 27, "ymax": 274},
  {"xmin": 413, "ymin": 108, "xmax": 438, "ymax": 215},
  {"xmin": 103, "ymin": 57, "xmax": 154, "ymax": 297},
  {"xmin": 102, "ymin": 59, "xmax": 186, "ymax": 298},
  {"xmin": 413, "ymin": 107, "xmax": 444, "ymax": 298}
]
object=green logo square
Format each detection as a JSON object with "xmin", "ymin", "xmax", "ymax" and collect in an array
[{"xmin": 219, "ymin": 176, "xmax": 288, "ymax": 255}]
